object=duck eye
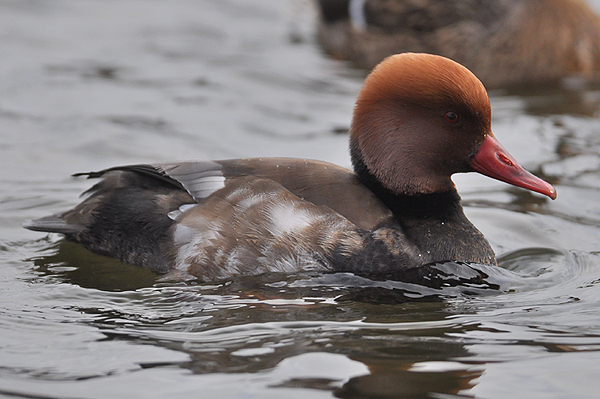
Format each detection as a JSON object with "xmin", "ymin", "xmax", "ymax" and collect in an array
[{"xmin": 444, "ymin": 111, "xmax": 460, "ymax": 124}]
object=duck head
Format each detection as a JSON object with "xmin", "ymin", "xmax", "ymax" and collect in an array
[{"xmin": 350, "ymin": 52, "xmax": 557, "ymax": 200}]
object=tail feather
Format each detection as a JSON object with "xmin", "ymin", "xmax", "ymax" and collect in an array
[{"xmin": 23, "ymin": 215, "xmax": 84, "ymax": 236}]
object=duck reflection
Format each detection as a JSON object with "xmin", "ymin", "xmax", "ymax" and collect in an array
[
  {"xmin": 29, "ymin": 240, "xmax": 157, "ymax": 291},
  {"xmin": 336, "ymin": 360, "xmax": 482, "ymax": 398},
  {"xmin": 29, "ymin": 242, "xmax": 493, "ymax": 397}
]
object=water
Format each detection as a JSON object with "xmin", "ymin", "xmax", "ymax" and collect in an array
[{"xmin": 2, "ymin": 0, "xmax": 600, "ymax": 398}]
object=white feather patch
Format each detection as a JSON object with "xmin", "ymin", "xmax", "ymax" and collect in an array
[
  {"xmin": 186, "ymin": 175, "xmax": 226, "ymax": 199},
  {"xmin": 266, "ymin": 202, "xmax": 314, "ymax": 237},
  {"xmin": 167, "ymin": 203, "xmax": 198, "ymax": 220}
]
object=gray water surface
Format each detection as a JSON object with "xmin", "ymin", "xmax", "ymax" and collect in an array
[{"xmin": 2, "ymin": 1, "xmax": 600, "ymax": 398}]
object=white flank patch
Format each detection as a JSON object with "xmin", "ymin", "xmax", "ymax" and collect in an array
[
  {"xmin": 173, "ymin": 226, "xmax": 222, "ymax": 271},
  {"xmin": 266, "ymin": 202, "xmax": 315, "ymax": 237},
  {"xmin": 172, "ymin": 224, "xmax": 197, "ymax": 246},
  {"xmin": 233, "ymin": 191, "xmax": 270, "ymax": 212}
]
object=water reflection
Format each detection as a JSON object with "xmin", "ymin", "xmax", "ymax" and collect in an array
[
  {"xmin": 337, "ymin": 362, "xmax": 482, "ymax": 398},
  {"xmin": 15, "ymin": 229, "xmax": 600, "ymax": 398},
  {"xmin": 24, "ymin": 237, "xmax": 599, "ymax": 398},
  {"xmin": 29, "ymin": 241, "xmax": 157, "ymax": 291},
  {"xmin": 496, "ymin": 81, "xmax": 600, "ymax": 117}
]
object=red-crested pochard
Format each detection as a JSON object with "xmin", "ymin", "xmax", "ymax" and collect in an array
[
  {"xmin": 24, "ymin": 53, "xmax": 556, "ymax": 282},
  {"xmin": 317, "ymin": 0, "xmax": 600, "ymax": 89}
]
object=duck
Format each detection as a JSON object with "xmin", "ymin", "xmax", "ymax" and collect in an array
[
  {"xmin": 317, "ymin": 0, "xmax": 600, "ymax": 89},
  {"xmin": 24, "ymin": 53, "xmax": 556, "ymax": 283}
]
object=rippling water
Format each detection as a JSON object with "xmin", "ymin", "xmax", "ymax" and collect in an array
[{"xmin": 2, "ymin": 1, "xmax": 600, "ymax": 398}]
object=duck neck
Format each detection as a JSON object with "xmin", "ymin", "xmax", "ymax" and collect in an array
[
  {"xmin": 350, "ymin": 147, "xmax": 459, "ymax": 216},
  {"xmin": 351, "ymin": 147, "xmax": 496, "ymax": 265}
]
